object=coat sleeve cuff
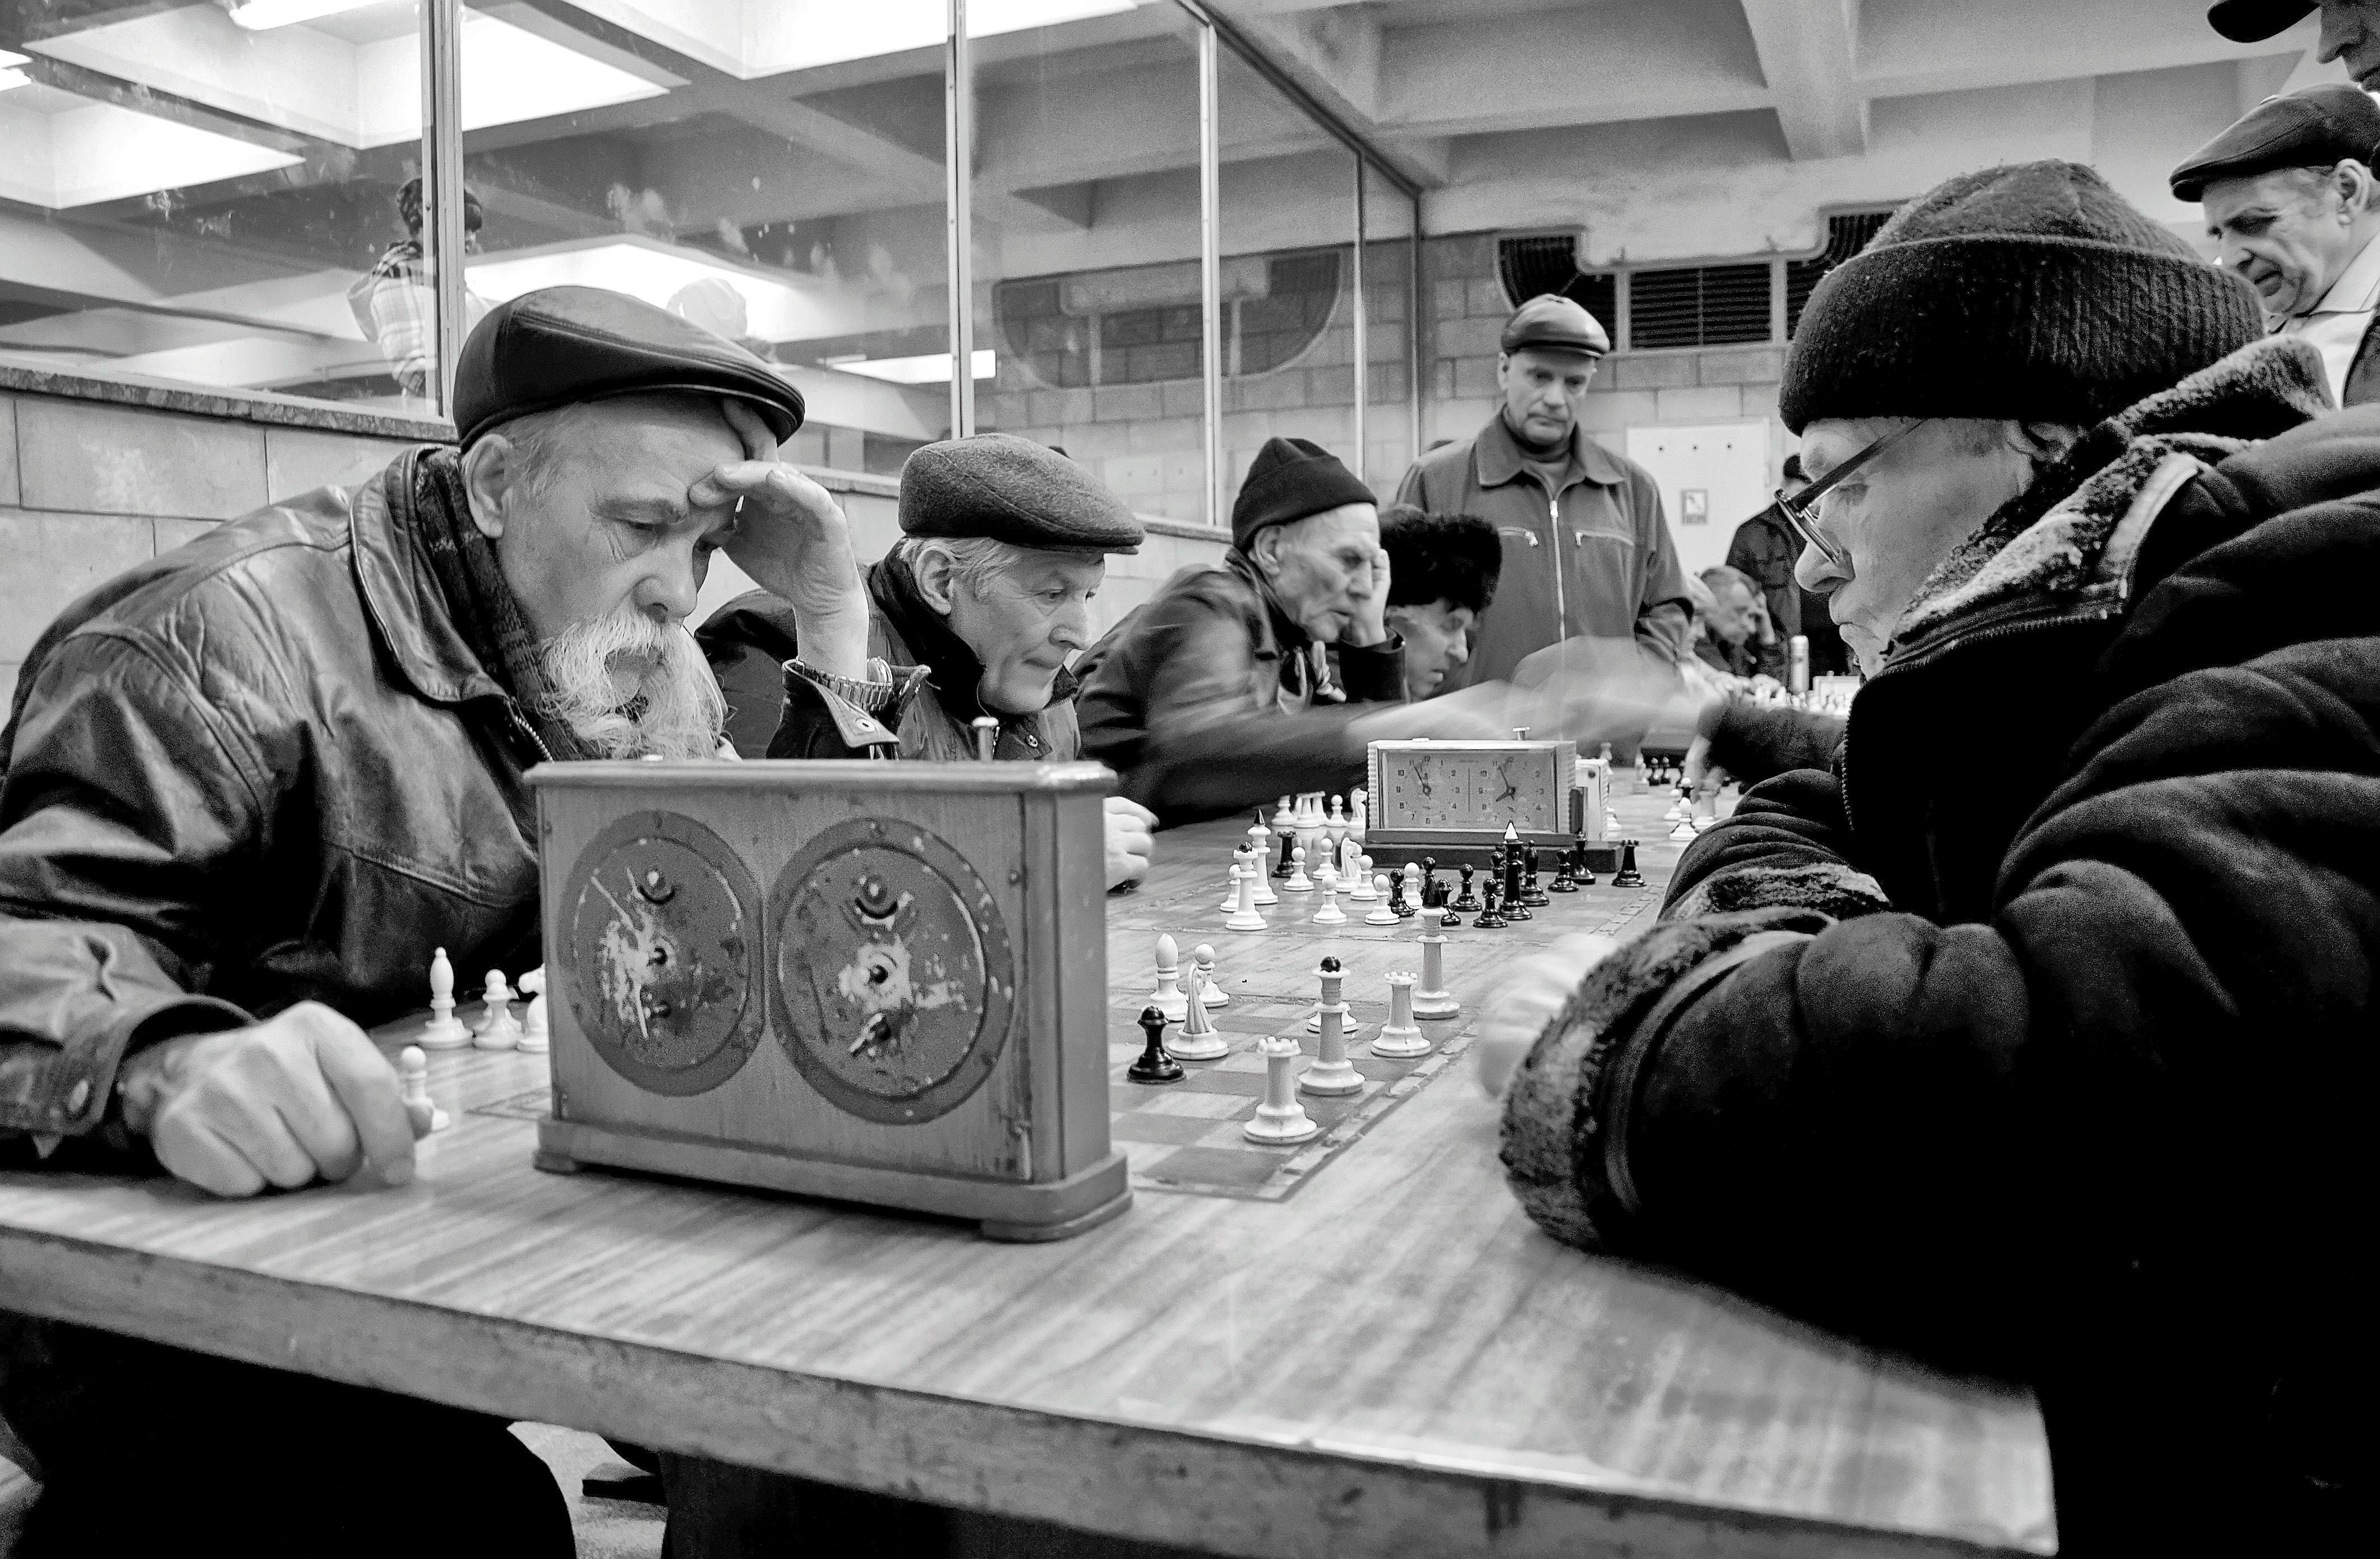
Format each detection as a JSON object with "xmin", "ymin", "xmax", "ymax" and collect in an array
[
  {"xmin": 1336, "ymin": 636, "xmax": 1406, "ymax": 703},
  {"xmin": 0, "ymin": 991, "xmax": 250, "ymax": 1140},
  {"xmin": 1498, "ymin": 908, "xmax": 1828, "ymax": 1251},
  {"xmin": 772, "ymin": 667, "xmax": 909, "ymax": 756}
]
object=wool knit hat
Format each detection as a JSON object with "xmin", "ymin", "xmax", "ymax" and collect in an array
[
  {"xmin": 1779, "ymin": 160, "xmax": 2263, "ymax": 433},
  {"xmin": 1230, "ymin": 436, "xmax": 1376, "ymax": 549}
]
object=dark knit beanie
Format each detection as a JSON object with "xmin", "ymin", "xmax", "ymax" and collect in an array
[
  {"xmin": 1230, "ymin": 436, "xmax": 1376, "ymax": 550},
  {"xmin": 1779, "ymin": 160, "xmax": 2262, "ymax": 433}
]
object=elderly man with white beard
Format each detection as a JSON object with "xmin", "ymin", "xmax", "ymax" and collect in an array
[{"xmin": 0, "ymin": 287, "xmax": 866, "ymax": 1557}]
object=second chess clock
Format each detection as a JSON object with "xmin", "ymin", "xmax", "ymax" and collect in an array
[{"xmin": 1364, "ymin": 739, "xmax": 1580, "ymax": 859}]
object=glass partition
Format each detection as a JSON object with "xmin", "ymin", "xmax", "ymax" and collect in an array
[
  {"xmin": 453, "ymin": 0, "xmax": 960, "ymax": 474},
  {"xmin": 0, "ymin": 0, "xmax": 443, "ymax": 410},
  {"xmin": 1215, "ymin": 44, "xmax": 1360, "ymax": 506},
  {"xmin": 1360, "ymin": 158, "xmax": 1419, "ymax": 496},
  {"xmin": 970, "ymin": 4, "xmax": 1208, "ymax": 524}
]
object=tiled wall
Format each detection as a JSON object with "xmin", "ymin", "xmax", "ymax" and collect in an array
[{"xmin": 0, "ymin": 389, "xmax": 1217, "ymax": 717}]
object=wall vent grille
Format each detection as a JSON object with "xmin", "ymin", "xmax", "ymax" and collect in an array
[{"xmin": 1786, "ymin": 209, "xmax": 1894, "ymax": 335}]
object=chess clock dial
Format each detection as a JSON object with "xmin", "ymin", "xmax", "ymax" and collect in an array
[
  {"xmin": 1368, "ymin": 741, "xmax": 1574, "ymax": 837},
  {"xmin": 768, "ymin": 818, "xmax": 1017, "ymax": 1126},
  {"xmin": 560, "ymin": 810, "xmax": 766, "ymax": 1096}
]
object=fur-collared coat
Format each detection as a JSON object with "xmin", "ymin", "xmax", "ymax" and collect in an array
[{"xmin": 1497, "ymin": 338, "xmax": 2369, "ymax": 1555}]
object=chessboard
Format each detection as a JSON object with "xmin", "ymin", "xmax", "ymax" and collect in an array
[
  {"xmin": 381, "ymin": 779, "xmax": 1716, "ymax": 1210},
  {"xmin": 1099, "ymin": 783, "xmax": 1703, "ymax": 1201}
]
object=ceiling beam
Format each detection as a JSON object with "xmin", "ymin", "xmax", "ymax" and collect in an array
[{"xmin": 1740, "ymin": 0, "xmax": 1866, "ymax": 159}]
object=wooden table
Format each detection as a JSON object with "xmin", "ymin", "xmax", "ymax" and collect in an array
[{"xmin": 0, "ymin": 790, "xmax": 2054, "ymax": 1558}]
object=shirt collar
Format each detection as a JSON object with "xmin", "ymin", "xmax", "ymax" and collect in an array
[
  {"xmin": 2307, "ymin": 229, "xmax": 2380, "ymax": 316},
  {"xmin": 1473, "ymin": 409, "xmax": 1627, "ymax": 490}
]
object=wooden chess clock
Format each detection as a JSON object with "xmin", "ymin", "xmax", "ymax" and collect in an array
[
  {"xmin": 1364, "ymin": 739, "xmax": 1592, "ymax": 866},
  {"xmin": 526, "ymin": 760, "xmax": 1128, "ymax": 1241}
]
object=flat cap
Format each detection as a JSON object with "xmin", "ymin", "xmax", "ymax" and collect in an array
[
  {"xmin": 453, "ymin": 285, "xmax": 804, "ymax": 447},
  {"xmin": 1500, "ymin": 294, "xmax": 1611, "ymax": 358},
  {"xmin": 898, "ymin": 433, "xmax": 1143, "ymax": 552},
  {"xmin": 2207, "ymin": 1, "xmax": 2315, "ymax": 43},
  {"xmin": 2171, "ymin": 84, "xmax": 2380, "ymax": 201}
]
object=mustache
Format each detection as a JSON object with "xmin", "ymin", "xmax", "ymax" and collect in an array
[{"xmin": 534, "ymin": 612, "xmax": 723, "ymax": 760}]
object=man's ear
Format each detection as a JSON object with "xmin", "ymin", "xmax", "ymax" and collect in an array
[
  {"xmin": 459, "ymin": 436, "xmax": 513, "ymax": 540},
  {"xmin": 913, "ymin": 544, "xmax": 960, "ymax": 615}
]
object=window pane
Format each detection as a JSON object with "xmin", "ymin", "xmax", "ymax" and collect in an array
[
  {"xmin": 457, "ymin": 1, "xmax": 953, "ymax": 479},
  {"xmin": 1, "ymin": 1, "xmax": 438, "ymax": 412},
  {"xmin": 1361, "ymin": 160, "xmax": 1415, "ymax": 496},
  {"xmin": 1218, "ymin": 45, "xmax": 1358, "ymax": 504},
  {"xmin": 971, "ymin": 4, "xmax": 1207, "ymax": 524}
]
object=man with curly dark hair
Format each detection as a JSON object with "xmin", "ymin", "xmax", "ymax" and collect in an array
[{"xmin": 1377, "ymin": 505, "xmax": 1501, "ymax": 699}]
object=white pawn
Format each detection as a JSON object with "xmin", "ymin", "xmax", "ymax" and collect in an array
[
  {"xmin": 474, "ymin": 968, "xmax": 521, "ymax": 1050},
  {"xmin": 1193, "ymin": 943, "xmax": 1229, "ymax": 1008},
  {"xmin": 518, "ymin": 967, "xmax": 550, "ymax": 1054},
  {"xmin": 1402, "ymin": 861, "xmax": 1424, "ymax": 914},
  {"xmin": 1311, "ymin": 864, "xmax": 1346, "ymax": 925},
  {"xmin": 398, "ymin": 1045, "xmax": 449, "ymax": 1132},
  {"xmin": 421, "ymin": 947, "xmax": 470, "ymax": 1050},
  {"xmin": 1146, "ymin": 934, "xmax": 1188, "ymax": 1023},
  {"xmin": 1283, "ymin": 845, "xmax": 1313, "ymax": 893},
  {"xmin": 1668, "ymin": 815, "xmax": 1698, "ymax": 842},
  {"xmin": 1221, "ymin": 845, "xmax": 1252, "ymax": 911},
  {"xmin": 1606, "ymin": 808, "xmax": 1622, "ymax": 837},
  {"xmin": 1363, "ymin": 873, "xmax": 1399, "ymax": 926},
  {"xmin": 1371, "ymin": 972, "xmax": 1431, "ymax": 1058},
  {"xmin": 1170, "ymin": 961, "xmax": 1228, "ymax": 1060},
  {"xmin": 1224, "ymin": 865, "xmax": 1268, "ymax": 931},
  {"xmin": 1243, "ymin": 1034, "xmax": 1321, "ymax": 1144}
]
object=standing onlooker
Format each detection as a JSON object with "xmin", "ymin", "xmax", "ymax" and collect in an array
[
  {"xmin": 348, "ymin": 176, "xmax": 490, "ymax": 403},
  {"xmin": 2171, "ymin": 81, "xmax": 2380, "ymax": 406},
  {"xmin": 1724, "ymin": 454, "xmax": 1851, "ymax": 676},
  {"xmin": 1395, "ymin": 296, "xmax": 1692, "ymax": 686}
]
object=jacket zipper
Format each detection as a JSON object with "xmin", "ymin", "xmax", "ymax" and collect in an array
[
  {"xmin": 1840, "ymin": 601, "xmax": 2121, "ymax": 834},
  {"xmin": 1543, "ymin": 478, "xmax": 1569, "ymax": 634},
  {"xmin": 506, "ymin": 702, "xmax": 556, "ymax": 764}
]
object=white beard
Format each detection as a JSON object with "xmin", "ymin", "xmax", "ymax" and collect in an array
[{"xmin": 534, "ymin": 611, "xmax": 725, "ymax": 760}]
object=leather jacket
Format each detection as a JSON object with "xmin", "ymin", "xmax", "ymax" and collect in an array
[
  {"xmin": 1074, "ymin": 551, "xmax": 1404, "ymax": 825},
  {"xmin": 0, "ymin": 456, "xmax": 546, "ymax": 1157}
]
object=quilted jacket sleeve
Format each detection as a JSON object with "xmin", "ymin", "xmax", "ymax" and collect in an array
[
  {"xmin": 1505, "ymin": 504, "xmax": 2380, "ymax": 1367},
  {"xmin": 1, "ymin": 632, "xmax": 257, "ymax": 1155}
]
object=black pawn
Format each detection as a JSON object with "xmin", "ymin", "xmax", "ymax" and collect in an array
[
  {"xmin": 1392, "ymin": 870, "xmax": 1417, "ymax": 918},
  {"xmin": 1570, "ymin": 841, "xmax": 1597, "ymax": 887},
  {"xmin": 1613, "ymin": 839, "xmax": 1645, "ymax": 887},
  {"xmin": 1548, "ymin": 846, "xmax": 1578, "ymax": 893},
  {"xmin": 1520, "ymin": 847, "xmax": 1549, "ymax": 907},
  {"xmin": 1473, "ymin": 879, "xmax": 1507, "ymax": 929},
  {"xmin": 1421, "ymin": 856, "xmax": 1442, "ymax": 908},
  {"xmin": 1453, "ymin": 864, "xmax": 1479, "ymax": 911},
  {"xmin": 1127, "ymin": 1004, "xmax": 1183, "ymax": 1084}
]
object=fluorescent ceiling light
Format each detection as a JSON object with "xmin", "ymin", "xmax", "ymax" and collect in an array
[
  {"xmin": 465, "ymin": 236, "xmax": 854, "ymax": 343},
  {"xmin": 0, "ymin": 69, "xmax": 31, "ymax": 93},
  {"xmin": 829, "ymin": 350, "xmax": 997, "ymax": 384},
  {"xmin": 225, "ymin": 0, "xmax": 378, "ymax": 30}
]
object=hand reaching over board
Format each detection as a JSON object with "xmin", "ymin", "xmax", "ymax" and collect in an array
[
  {"xmin": 1105, "ymin": 795, "xmax": 1156, "ymax": 890},
  {"xmin": 1472, "ymin": 932, "xmax": 1620, "ymax": 1100},
  {"xmin": 116, "ymin": 1002, "xmax": 429, "ymax": 1197}
]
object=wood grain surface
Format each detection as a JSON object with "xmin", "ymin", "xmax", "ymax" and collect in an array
[{"xmin": 0, "ymin": 786, "xmax": 2055, "ymax": 1558}]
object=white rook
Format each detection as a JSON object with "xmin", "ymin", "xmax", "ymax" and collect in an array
[
  {"xmin": 1371, "ymin": 972, "xmax": 1431, "ymax": 1058},
  {"xmin": 1243, "ymin": 1034, "xmax": 1322, "ymax": 1143},
  {"xmin": 1413, "ymin": 933, "xmax": 1459, "ymax": 1020}
]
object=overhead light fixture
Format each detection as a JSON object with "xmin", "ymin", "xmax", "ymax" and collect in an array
[
  {"xmin": 0, "ymin": 48, "xmax": 30, "ymax": 91},
  {"xmin": 224, "ymin": 0, "xmax": 381, "ymax": 31},
  {"xmin": 829, "ymin": 350, "xmax": 997, "ymax": 385}
]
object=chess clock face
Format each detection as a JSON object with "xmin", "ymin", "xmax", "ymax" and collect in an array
[
  {"xmin": 560, "ymin": 811, "xmax": 767, "ymax": 1097},
  {"xmin": 1369, "ymin": 742, "xmax": 1570, "ymax": 834},
  {"xmin": 767, "ymin": 818, "xmax": 1017, "ymax": 1126}
]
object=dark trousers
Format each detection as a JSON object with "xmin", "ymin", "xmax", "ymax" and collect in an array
[{"xmin": 0, "ymin": 1318, "xmax": 570, "ymax": 1558}]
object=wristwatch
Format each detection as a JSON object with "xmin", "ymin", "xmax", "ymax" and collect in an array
[{"xmin": 783, "ymin": 655, "xmax": 898, "ymax": 712}]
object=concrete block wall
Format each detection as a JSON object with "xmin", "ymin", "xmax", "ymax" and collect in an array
[
  {"xmin": 1418, "ymin": 233, "xmax": 1788, "ymax": 471},
  {"xmin": 979, "ymin": 253, "xmax": 1416, "ymax": 522},
  {"xmin": 0, "ymin": 392, "xmax": 423, "ymax": 714}
]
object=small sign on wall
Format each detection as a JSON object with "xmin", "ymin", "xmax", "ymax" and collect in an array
[{"xmin": 1680, "ymin": 488, "xmax": 1708, "ymax": 524}]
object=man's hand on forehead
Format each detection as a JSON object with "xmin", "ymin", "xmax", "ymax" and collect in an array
[{"xmin": 700, "ymin": 397, "xmax": 872, "ymax": 680}]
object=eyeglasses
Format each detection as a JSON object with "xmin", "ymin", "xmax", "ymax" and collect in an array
[{"xmin": 1771, "ymin": 419, "xmax": 1924, "ymax": 571}]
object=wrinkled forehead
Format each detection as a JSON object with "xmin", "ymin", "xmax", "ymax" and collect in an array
[
  {"xmin": 2202, "ymin": 167, "xmax": 2333, "ymax": 225},
  {"xmin": 1795, "ymin": 418, "xmax": 1908, "ymax": 480}
]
